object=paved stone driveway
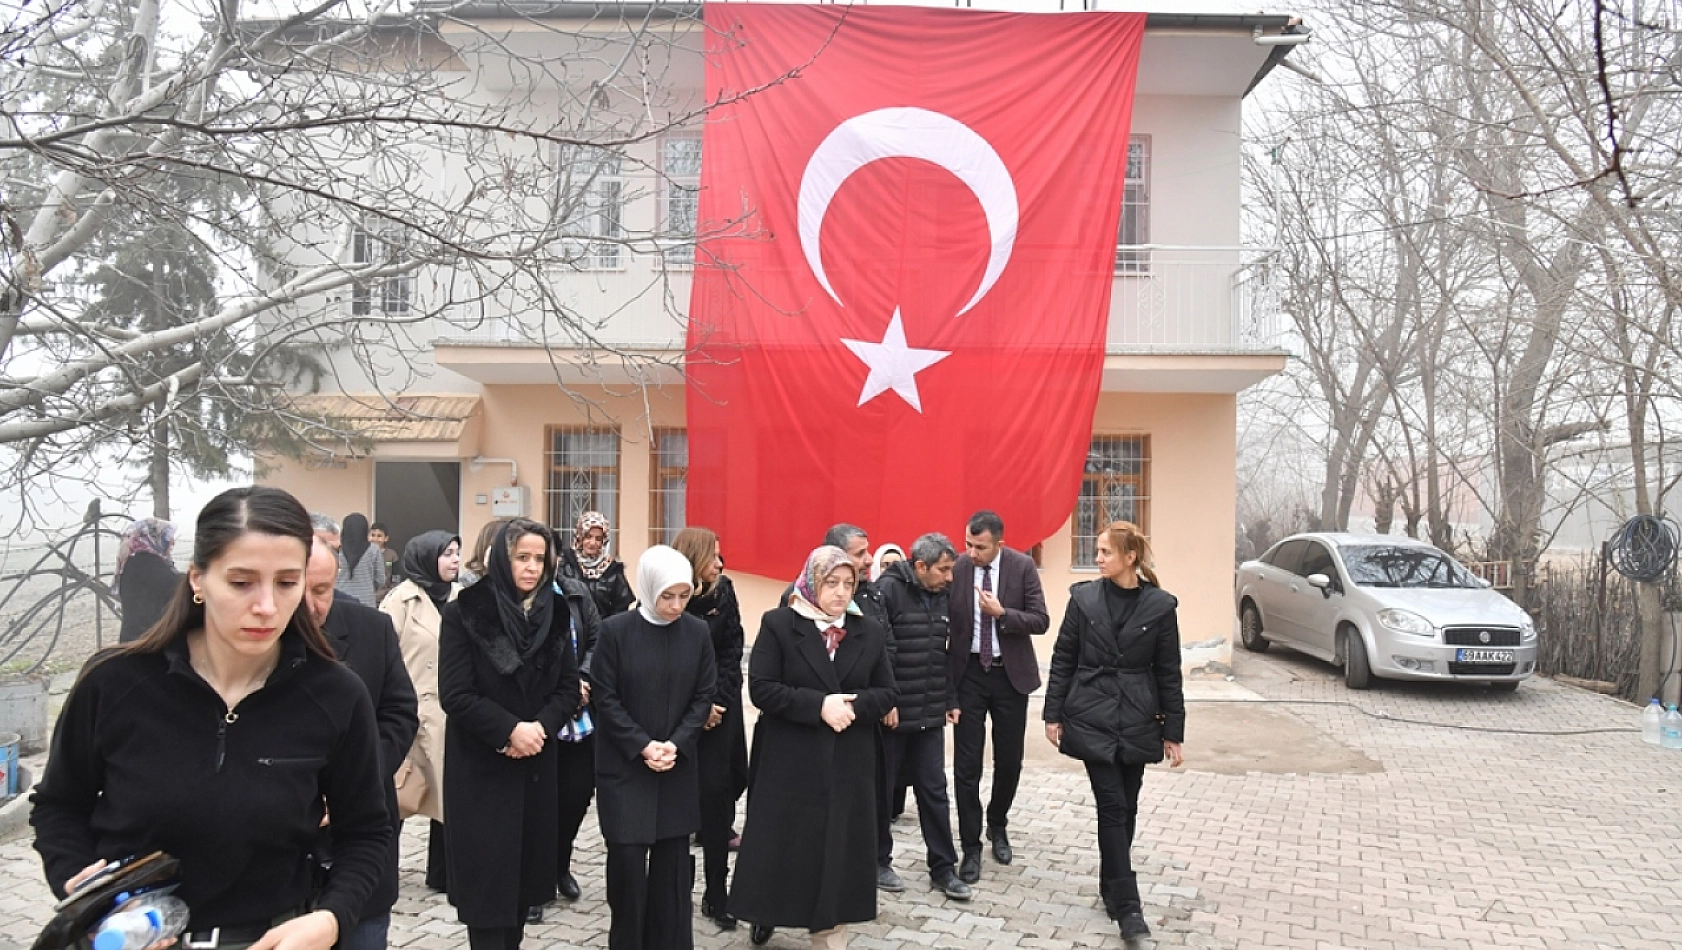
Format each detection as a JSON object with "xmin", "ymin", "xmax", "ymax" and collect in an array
[{"xmin": 4, "ymin": 648, "xmax": 1678, "ymax": 949}]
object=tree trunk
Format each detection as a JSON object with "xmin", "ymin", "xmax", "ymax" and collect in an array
[{"xmin": 149, "ymin": 396, "xmax": 170, "ymax": 520}]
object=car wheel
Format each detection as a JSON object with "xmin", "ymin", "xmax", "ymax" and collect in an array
[
  {"xmin": 1490, "ymin": 680, "xmax": 1520, "ymax": 692},
  {"xmin": 1239, "ymin": 603, "xmax": 1270, "ymax": 652},
  {"xmin": 1343, "ymin": 629, "xmax": 1371, "ymax": 690}
]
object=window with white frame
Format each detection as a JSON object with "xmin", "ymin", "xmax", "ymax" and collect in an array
[
  {"xmin": 558, "ymin": 145, "xmax": 624, "ymax": 270},
  {"xmin": 351, "ymin": 219, "xmax": 412, "ymax": 315},
  {"xmin": 546, "ymin": 427, "xmax": 619, "ymax": 535},
  {"xmin": 1073, "ymin": 434, "xmax": 1151, "ymax": 567},
  {"xmin": 649, "ymin": 429, "xmax": 687, "ymax": 547},
  {"xmin": 660, "ymin": 132, "xmax": 702, "ymax": 267},
  {"xmin": 1115, "ymin": 136, "xmax": 1150, "ymax": 274}
]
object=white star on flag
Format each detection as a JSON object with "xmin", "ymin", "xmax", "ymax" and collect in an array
[{"xmin": 840, "ymin": 309, "xmax": 952, "ymax": 413}]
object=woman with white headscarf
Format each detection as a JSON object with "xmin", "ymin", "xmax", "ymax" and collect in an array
[
  {"xmin": 590, "ymin": 545, "xmax": 717, "ymax": 950},
  {"xmin": 731, "ymin": 546, "xmax": 897, "ymax": 950}
]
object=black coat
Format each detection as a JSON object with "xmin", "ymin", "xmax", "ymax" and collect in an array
[
  {"xmin": 729, "ymin": 607, "xmax": 897, "ymax": 931},
  {"xmin": 687, "ymin": 575, "xmax": 749, "ymax": 803},
  {"xmin": 876, "ymin": 560, "xmax": 954, "ymax": 732},
  {"xmin": 1042, "ymin": 581, "xmax": 1185, "ymax": 765},
  {"xmin": 439, "ymin": 582, "xmax": 580, "ymax": 926},
  {"xmin": 559, "ymin": 548, "xmax": 635, "ymax": 618},
  {"xmin": 591, "ymin": 610, "xmax": 715, "ymax": 845},
  {"xmin": 556, "ymin": 575, "xmax": 602, "ymax": 677},
  {"xmin": 117, "ymin": 552, "xmax": 179, "ymax": 643},
  {"xmin": 30, "ymin": 635, "xmax": 390, "ymax": 939},
  {"xmin": 320, "ymin": 591, "xmax": 420, "ymax": 918}
]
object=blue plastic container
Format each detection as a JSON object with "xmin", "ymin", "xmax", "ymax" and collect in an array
[{"xmin": 0, "ymin": 731, "xmax": 18, "ymax": 797}]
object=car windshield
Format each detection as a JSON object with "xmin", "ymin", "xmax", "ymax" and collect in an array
[{"xmin": 1338, "ymin": 545, "xmax": 1482, "ymax": 589}]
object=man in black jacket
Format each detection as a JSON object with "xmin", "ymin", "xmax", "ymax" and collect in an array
[
  {"xmin": 306, "ymin": 537, "xmax": 420, "ymax": 950},
  {"xmin": 875, "ymin": 533, "xmax": 971, "ymax": 901}
]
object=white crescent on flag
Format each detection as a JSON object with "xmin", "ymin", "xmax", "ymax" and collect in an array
[{"xmin": 797, "ymin": 107, "xmax": 1020, "ymax": 316}]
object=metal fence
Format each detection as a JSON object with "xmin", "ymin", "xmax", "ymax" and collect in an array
[
  {"xmin": 0, "ymin": 513, "xmax": 127, "ymax": 674},
  {"xmin": 1530, "ymin": 559, "xmax": 1658, "ymax": 701}
]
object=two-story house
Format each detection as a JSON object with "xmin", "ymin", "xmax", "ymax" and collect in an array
[{"xmin": 263, "ymin": 2, "xmax": 1302, "ymax": 668}]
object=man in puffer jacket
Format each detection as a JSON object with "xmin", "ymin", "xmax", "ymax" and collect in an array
[{"xmin": 874, "ymin": 532, "xmax": 973, "ymax": 901}]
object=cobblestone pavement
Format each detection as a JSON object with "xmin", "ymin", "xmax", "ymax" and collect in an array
[{"xmin": 4, "ymin": 648, "xmax": 1680, "ymax": 949}]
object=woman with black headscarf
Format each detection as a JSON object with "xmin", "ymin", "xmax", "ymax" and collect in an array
[
  {"xmin": 337, "ymin": 512, "xmax": 388, "ymax": 607},
  {"xmin": 439, "ymin": 518, "xmax": 580, "ymax": 950},
  {"xmin": 381, "ymin": 529, "xmax": 462, "ymax": 891}
]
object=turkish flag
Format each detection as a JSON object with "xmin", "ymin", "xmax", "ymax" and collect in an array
[{"xmin": 687, "ymin": 4, "xmax": 1146, "ymax": 579}]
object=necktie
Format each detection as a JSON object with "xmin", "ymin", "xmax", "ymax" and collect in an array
[{"xmin": 980, "ymin": 564, "xmax": 996, "ymax": 671}]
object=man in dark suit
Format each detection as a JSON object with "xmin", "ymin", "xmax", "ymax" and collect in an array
[
  {"xmin": 945, "ymin": 510, "xmax": 1049, "ymax": 884},
  {"xmin": 306, "ymin": 537, "xmax": 420, "ymax": 950}
]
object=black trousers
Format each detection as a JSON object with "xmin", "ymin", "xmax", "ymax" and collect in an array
[
  {"xmin": 605, "ymin": 837, "xmax": 695, "ymax": 950},
  {"xmin": 425, "ymin": 819, "xmax": 448, "ymax": 891},
  {"xmin": 876, "ymin": 726, "xmax": 958, "ymax": 875},
  {"xmin": 555, "ymin": 735, "xmax": 596, "ymax": 879},
  {"xmin": 952, "ymin": 655, "xmax": 1029, "ymax": 852},
  {"xmin": 466, "ymin": 925, "xmax": 524, "ymax": 950},
  {"xmin": 697, "ymin": 706, "xmax": 746, "ymax": 908},
  {"xmin": 1083, "ymin": 756, "xmax": 1147, "ymax": 912}
]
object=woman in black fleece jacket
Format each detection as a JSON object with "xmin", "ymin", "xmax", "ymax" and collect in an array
[{"xmin": 31, "ymin": 487, "xmax": 390, "ymax": 950}]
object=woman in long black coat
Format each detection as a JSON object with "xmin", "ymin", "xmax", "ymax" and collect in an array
[
  {"xmin": 592, "ymin": 544, "xmax": 716, "ymax": 950},
  {"xmin": 1043, "ymin": 520, "xmax": 1185, "ymax": 942},
  {"xmin": 115, "ymin": 517, "xmax": 179, "ymax": 642},
  {"xmin": 440, "ymin": 519, "xmax": 580, "ymax": 950},
  {"xmin": 730, "ymin": 546, "xmax": 897, "ymax": 950},
  {"xmin": 673, "ymin": 526, "xmax": 749, "ymax": 930}
]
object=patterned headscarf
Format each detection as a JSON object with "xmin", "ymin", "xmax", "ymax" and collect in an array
[
  {"xmin": 572, "ymin": 511, "xmax": 613, "ymax": 580},
  {"xmin": 789, "ymin": 545, "xmax": 858, "ymax": 655},
  {"xmin": 116, "ymin": 518, "xmax": 176, "ymax": 577}
]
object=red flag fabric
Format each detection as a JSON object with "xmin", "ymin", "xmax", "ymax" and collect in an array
[{"xmin": 687, "ymin": 4, "xmax": 1147, "ymax": 579}]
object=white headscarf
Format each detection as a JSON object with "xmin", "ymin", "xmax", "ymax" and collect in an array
[{"xmin": 634, "ymin": 544, "xmax": 695, "ymax": 626}]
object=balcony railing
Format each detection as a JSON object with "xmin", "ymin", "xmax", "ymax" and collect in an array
[
  {"xmin": 1107, "ymin": 245, "xmax": 1281, "ymax": 352},
  {"xmin": 433, "ymin": 244, "xmax": 1281, "ymax": 352}
]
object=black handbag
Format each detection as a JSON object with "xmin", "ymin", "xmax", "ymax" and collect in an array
[{"xmin": 32, "ymin": 851, "xmax": 181, "ymax": 950}]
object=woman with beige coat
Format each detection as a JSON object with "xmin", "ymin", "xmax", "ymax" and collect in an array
[{"xmin": 381, "ymin": 529, "xmax": 462, "ymax": 891}]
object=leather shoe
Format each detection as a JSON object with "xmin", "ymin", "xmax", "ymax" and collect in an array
[
  {"xmin": 556, "ymin": 871, "xmax": 580, "ymax": 901},
  {"xmin": 876, "ymin": 866, "xmax": 906, "ymax": 892},
  {"xmin": 524, "ymin": 906, "xmax": 543, "ymax": 924},
  {"xmin": 958, "ymin": 851, "xmax": 981, "ymax": 884},
  {"xmin": 988, "ymin": 827, "xmax": 1013, "ymax": 865},
  {"xmin": 750, "ymin": 923, "xmax": 774, "ymax": 945},
  {"xmin": 931, "ymin": 871, "xmax": 973, "ymax": 901},
  {"xmin": 1119, "ymin": 911, "xmax": 1151, "ymax": 938},
  {"xmin": 701, "ymin": 900, "xmax": 738, "ymax": 930}
]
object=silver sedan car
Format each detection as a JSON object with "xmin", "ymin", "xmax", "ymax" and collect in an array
[{"xmin": 1234, "ymin": 533, "xmax": 1537, "ymax": 689}]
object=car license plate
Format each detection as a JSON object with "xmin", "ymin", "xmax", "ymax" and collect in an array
[{"xmin": 1456, "ymin": 648, "xmax": 1515, "ymax": 663}]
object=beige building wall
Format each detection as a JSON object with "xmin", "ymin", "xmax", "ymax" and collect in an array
[
  {"xmin": 268, "ymin": 384, "xmax": 1238, "ymax": 676},
  {"xmin": 259, "ymin": 455, "xmax": 375, "ymax": 525}
]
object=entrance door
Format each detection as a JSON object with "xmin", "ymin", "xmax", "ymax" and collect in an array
[{"xmin": 374, "ymin": 461, "xmax": 461, "ymax": 565}]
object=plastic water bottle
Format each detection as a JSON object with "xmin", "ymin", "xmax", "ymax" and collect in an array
[
  {"xmin": 1642, "ymin": 699, "xmax": 1665, "ymax": 745},
  {"xmin": 1662, "ymin": 705, "xmax": 1682, "ymax": 751},
  {"xmin": 90, "ymin": 894, "xmax": 190, "ymax": 950}
]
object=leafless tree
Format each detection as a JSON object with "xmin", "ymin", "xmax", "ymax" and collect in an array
[
  {"xmin": 1243, "ymin": 0, "xmax": 1682, "ymax": 695},
  {"xmin": 0, "ymin": 0, "xmax": 738, "ymax": 526}
]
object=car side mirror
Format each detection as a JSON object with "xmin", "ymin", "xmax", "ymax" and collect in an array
[
  {"xmin": 1307, "ymin": 573, "xmax": 1337, "ymax": 597},
  {"xmin": 1475, "ymin": 576, "xmax": 1493, "ymax": 589}
]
